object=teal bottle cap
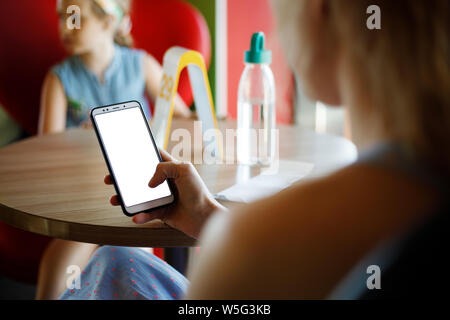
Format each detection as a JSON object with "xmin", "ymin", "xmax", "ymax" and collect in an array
[{"xmin": 245, "ymin": 32, "xmax": 272, "ymax": 64}]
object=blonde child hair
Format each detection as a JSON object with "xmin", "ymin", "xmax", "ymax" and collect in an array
[{"xmin": 90, "ymin": 0, "xmax": 134, "ymax": 47}]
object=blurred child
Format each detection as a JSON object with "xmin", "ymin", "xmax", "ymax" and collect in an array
[{"xmin": 39, "ymin": 0, "xmax": 191, "ymax": 135}]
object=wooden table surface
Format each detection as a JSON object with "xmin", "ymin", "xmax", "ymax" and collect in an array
[{"xmin": 0, "ymin": 119, "xmax": 357, "ymax": 247}]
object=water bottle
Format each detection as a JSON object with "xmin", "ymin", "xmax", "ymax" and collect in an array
[{"xmin": 237, "ymin": 32, "xmax": 276, "ymax": 166}]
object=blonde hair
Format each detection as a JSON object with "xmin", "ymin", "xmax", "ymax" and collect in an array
[
  {"xmin": 328, "ymin": 0, "xmax": 450, "ymax": 176},
  {"xmin": 91, "ymin": 0, "xmax": 133, "ymax": 47}
]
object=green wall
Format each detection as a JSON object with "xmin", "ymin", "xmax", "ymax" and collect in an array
[
  {"xmin": 186, "ymin": 0, "xmax": 216, "ymax": 104},
  {"xmin": 0, "ymin": 106, "xmax": 22, "ymax": 148}
]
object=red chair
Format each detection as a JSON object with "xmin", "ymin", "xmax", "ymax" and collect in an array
[{"xmin": 0, "ymin": 0, "xmax": 211, "ymax": 284}]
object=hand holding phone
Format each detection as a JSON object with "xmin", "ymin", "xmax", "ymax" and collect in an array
[
  {"xmin": 91, "ymin": 101, "xmax": 175, "ymax": 216},
  {"xmin": 104, "ymin": 149, "xmax": 226, "ymax": 239}
]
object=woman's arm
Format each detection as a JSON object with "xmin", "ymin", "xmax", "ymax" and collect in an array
[
  {"xmin": 143, "ymin": 53, "xmax": 192, "ymax": 118},
  {"xmin": 38, "ymin": 72, "xmax": 67, "ymax": 135},
  {"xmin": 185, "ymin": 179, "xmax": 346, "ymax": 299}
]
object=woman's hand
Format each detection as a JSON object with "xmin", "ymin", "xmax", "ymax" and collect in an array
[{"xmin": 104, "ymin": 149, "xmax": 226, "ymax": 239}]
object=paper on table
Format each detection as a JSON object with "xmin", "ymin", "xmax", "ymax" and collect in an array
[{"xmin": 214, "ymin": 160, "xmax": 315, "ymax": 203}]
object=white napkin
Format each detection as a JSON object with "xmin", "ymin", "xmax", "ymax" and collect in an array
[{"xmin": 214, "ymin": 160, "xmax": 315, "ymax": 203}]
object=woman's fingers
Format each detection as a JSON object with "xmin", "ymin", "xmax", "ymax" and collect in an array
[
  {"xmin": 149, "ymin": 150, "xmax": 180, "ymax": 187},
  {"xmin": 110, "ymin": 195, "xmax": 120, "ymax": 206},
  {"xmin": 104, "ymin": 174, "xmax": 113, "ymax": 185},
  {"xmin": 149, "ymin": 161, "xmax": 181, "ymax": 188},
  {"xmin": 106, "ymin": 152, "xmax": 178, "ymax": 223},
  {"xmin": 106, "ymin": 151, "xmax": 175, "ymax": 187},
  {"xmin": 109, "ymin": 195, "xmax": 168, "ymax": 224},
  {"xmin": 159, "ymin": 148, "xmax": 175, "ymax": 162},
  {"xmin": 132, "ymin": 209, "xmax": 166, "ymax": 225}
]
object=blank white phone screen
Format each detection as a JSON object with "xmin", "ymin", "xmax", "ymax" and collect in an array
[{"xmin": 95, "ymin": 107, "xmax": 171, "ymax": 207}]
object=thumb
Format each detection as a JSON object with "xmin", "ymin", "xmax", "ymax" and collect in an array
[
  {"xmin": 159, "ymin": 148, "xmax": 175, "ymax": 162},
  {"xmin": 149, "ymin": 161, "xmax": 180, "ymax": 188}
]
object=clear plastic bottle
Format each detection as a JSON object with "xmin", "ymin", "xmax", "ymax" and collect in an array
[{"xmin": 237, "ymin": 32, "xmax": 276, "ymax": 166}]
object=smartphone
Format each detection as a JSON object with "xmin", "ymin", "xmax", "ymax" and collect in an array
[{"xmin": 91, "ymin": 101, "xmax": 175, "ymax": 216}]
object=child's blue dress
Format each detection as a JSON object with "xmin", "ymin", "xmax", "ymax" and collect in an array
[
  {"xmin": 59, "ymin": 246, "xmax": 189, "ymax": 300},
  {"xmin": 52, "ymin": 44, "xmax": 152, "ymax": 128}
]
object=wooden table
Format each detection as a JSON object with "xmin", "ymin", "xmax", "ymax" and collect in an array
[{"xmin": 0, "ymin": 119, "xmax": 357, "ymax": 247}]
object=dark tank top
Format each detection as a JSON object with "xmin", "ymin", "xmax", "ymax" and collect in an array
[{"xmin": 328, "ymin": 143, "xmax": 449, "ymax": 299}]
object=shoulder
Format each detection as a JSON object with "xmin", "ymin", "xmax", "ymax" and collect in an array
[
  {"xmin": 42, "ymin": 70, "xmax": 64, "ymax": 94},
  {"xmin": 115, "ymin": 46, "xmax": 149, "ymax": 77},
  {"xmin": 225, "ymin": 166, "xmax": 371, "ymax": 246},
  {"xmin": 51, "ymin": 55, "xmax": 78, "ymax": 76},
  {"xmin": 50, "ymin": 55, "xmax": 82, "ymax": 89},
  {"xmin": 228, "ymin": 163, "xmax": 434, "ymax": 246},
  {"xmin": 190, "ymin": 166, "xmax": 369, "ymax": 298},
  {"xmin": 189, "ymin": 164, "xmax": 436, "ymax": 298}
]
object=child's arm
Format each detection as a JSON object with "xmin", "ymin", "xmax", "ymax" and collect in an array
[
  {"xmin": 143, "ymin": 53, "xmax": 193, "ymax": 118},
  {"xmin": 38, "ymin": 72, "xmax": 67, "ymax": 135}
]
